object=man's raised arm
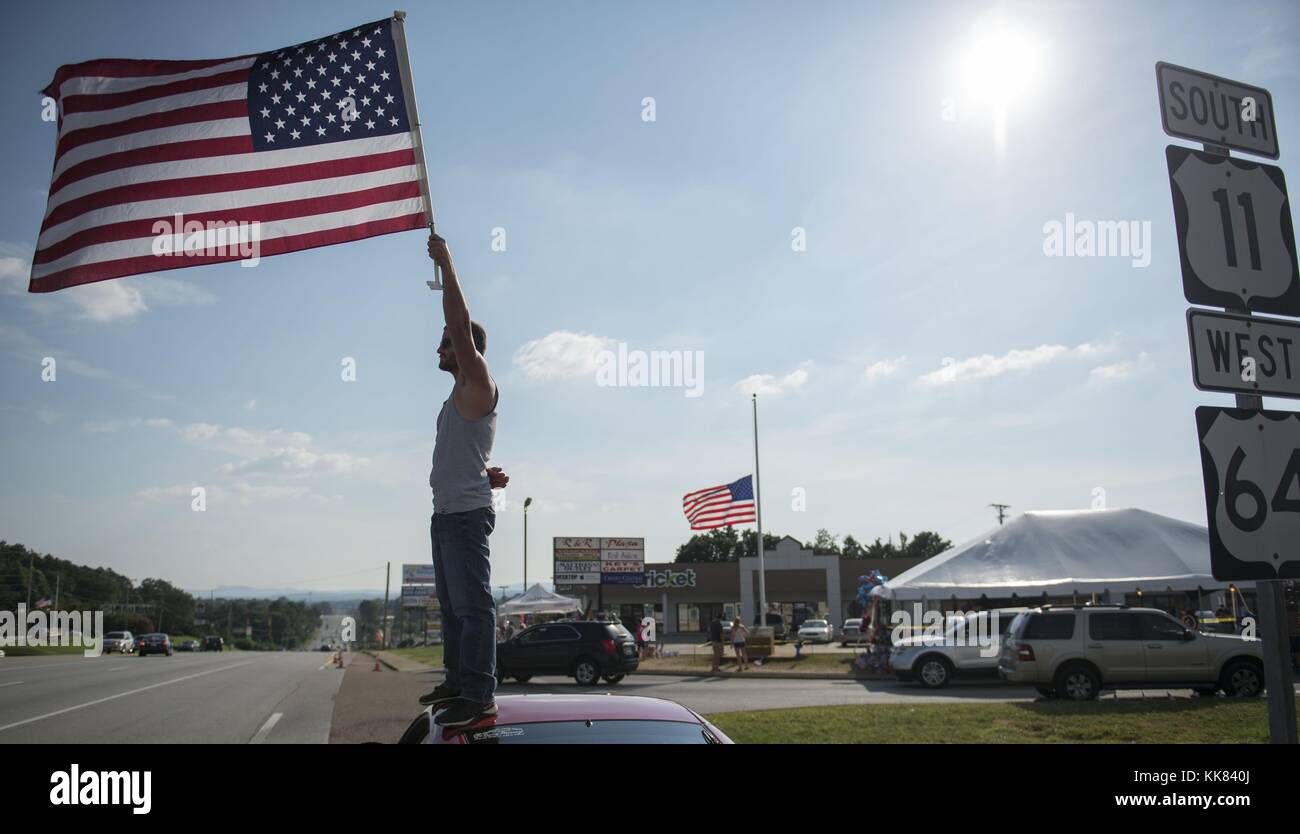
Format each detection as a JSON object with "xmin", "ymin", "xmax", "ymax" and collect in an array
[{"xmin": 428, "ymin": 231, "xmax": 492, "ymax": 369}]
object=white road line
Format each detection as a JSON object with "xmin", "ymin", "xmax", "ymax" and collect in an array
[
  {"xmin": 0, "ymin": 682, "xmax": 24, "ymax": 688},
  {"xmin": 249, "ymin": 712, "xmax": 282, "ymax": 744},
  {"xmin": 0, "ymin": 661, "xmax": 254, "ymax": 734}
]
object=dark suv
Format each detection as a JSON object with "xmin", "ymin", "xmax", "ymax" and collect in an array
[
  {"xmin": 201, "ymin": 635, "xmax": 224, "ymax": 652},
  {"xmin": 496, "ymin": 621, "xmax": 639, "ymax": 686}
]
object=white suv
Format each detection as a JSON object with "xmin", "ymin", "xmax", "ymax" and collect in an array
[
  {"xmin": 998, "ymin": 605, "xmax": 1265, "ymax": 700},
  {"xmin": 891, "ymin": 608, "xmax": 1025, "ymax": 688}
]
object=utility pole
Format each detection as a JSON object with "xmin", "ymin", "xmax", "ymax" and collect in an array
[
  {"xmin": 53, "ymin": 574, "xmax": 60, "ymax": 611},
  {"xmin": 990, "ymin": 503, "xmax": 1010, "ymax": 525},
  {"xmin": 381, "ymin": 561, "xmax": 391, "ymax": 649},
  {"xmin": 26, "ymin": 552, "xmax": 34, "ymax": 609}
]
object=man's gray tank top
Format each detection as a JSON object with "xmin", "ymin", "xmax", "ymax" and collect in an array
[{"xmin": 429, "ymin": 385, "xmax": 497, "ymax": 514}]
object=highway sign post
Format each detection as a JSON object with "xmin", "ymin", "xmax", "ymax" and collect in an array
[
  {"xmin": 1186, "ymin": 308, "xmax": 1300, "ymax": 398},
  {"xmin": 1160, "ymin": 60, "xmax": 1298, "ymax": 743},
  {"xmin": 1166, "ymin": 147, "xmax": 1300, "ymax": 315},
  {"xmin": 1194, "ymin": 407, "xmax": 1300, "ymax": 580},
  {"xmin": 1156, "ymin": 62, "xmax": 1279, "ymax": 159}
]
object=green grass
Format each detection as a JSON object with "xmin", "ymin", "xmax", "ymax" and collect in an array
[
  {"xmin": 388, "ymin": 645, "xmax": 444, "ymax": 667},
  {"xmin": 707, "ymin": 697, "xmax": 1300, "ymax": 744}
]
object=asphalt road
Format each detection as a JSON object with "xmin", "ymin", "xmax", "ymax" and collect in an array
[{"xmin": 0, "ymin": 650, "xmax": 345, "ymax": 743}]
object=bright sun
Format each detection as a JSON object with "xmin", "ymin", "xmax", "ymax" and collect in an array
[{"xmin": 961, "ymin": 23, "xmax": 1043, "ymax": 110}]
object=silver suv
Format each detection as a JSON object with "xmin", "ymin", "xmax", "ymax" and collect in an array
[{"xmin": 998, "ymin": 605, "xmax": 1265, "ymax": 700}]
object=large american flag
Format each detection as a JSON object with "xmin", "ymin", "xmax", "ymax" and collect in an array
[
  {"xmin": 29, "ymin": 18, "xmax": 428, "ymax": 293},
  {"xmin": 682, "ymin": 475, "xmax": 757, "ymax": 531}
]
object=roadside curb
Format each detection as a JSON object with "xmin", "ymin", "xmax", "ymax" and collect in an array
[{"xmin": 633, "ymin": 668, "xmax": 893, "ymax": 682}]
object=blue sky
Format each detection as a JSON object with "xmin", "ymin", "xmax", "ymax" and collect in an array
[{"xmin": 1, "ymin": 0, "xmax": 1297, "ymax": 595}]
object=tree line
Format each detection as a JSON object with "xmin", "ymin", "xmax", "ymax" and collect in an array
[
  {"xmin": 675, "ymin": 528, "xmax": 952, "ymax": 563},
  {"xmin": 1, "ymin": 540, "xmax": 326, "ymax": 649}
]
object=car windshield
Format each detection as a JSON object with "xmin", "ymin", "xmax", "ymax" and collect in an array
[
  {"xmin": 803, "ymin": 621, "xmax": 827, "ymax": 627},
  {"xmin": 461, "ymin": 720, "xmax": 716, "ymax": 744},
  {"xmin": 106, "ymin": 632, "xmax": 126, "ymax": 639}
]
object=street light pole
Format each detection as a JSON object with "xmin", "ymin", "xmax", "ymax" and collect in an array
[{"xmin": 523, "ymin": 497, "xmax": 533, "ymax": 591}]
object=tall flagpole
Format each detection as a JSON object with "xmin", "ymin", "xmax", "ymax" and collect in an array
[
  {"xmin": 391, "ymin": 10, "xmax": 443, "ymax": 289},
  {"xmin": 752, "ymin": 393, "xmax": 767, "ymax": 631}
]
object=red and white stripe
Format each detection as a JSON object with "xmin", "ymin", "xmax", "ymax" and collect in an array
[
  {"xmin": 30, "ymin": 50, "xmax": 425, "ymax": 293},
  {"xmin": 682, "ymin": 483, "xmax": 756, "ymax": 531}
]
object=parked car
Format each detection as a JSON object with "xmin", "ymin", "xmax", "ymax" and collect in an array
[
  {"xmin": 201, "ymin": 635, "xmax": 224, "ymax": 652},
  {"xmin": 796, "ymin": 619, "xmax": 834, "ymax": 644},
  {"xmin": 752, "ymin": 613, "xmax": 786, "ymax": 640},
  {"xmin": 103, "ymin": 631, "xmax": 135, "ymax": 654},
  {"xmin": 175, "ymin": 639, "xmax": 200, "ymax": 652},
  {"xmin": 840, "ymin": 618, "xmax": 866, "ymax": 646},
  {"xmin": 891, "ymin": 608, "xmax": 1026, "ymax": 687},
  {"xmin": 495, "ymin": 621, "xmax": 639, "ymax": 686},
  {"xmin": 998, "ymin": 605, "xmax": 1266, "ymax": 700},
  {"xmin": 399, "ymin": 694, "xmax": 732, "ymax": 744},
  {"xmin": 136, "ymin": 633, "xmax": 173, "ymax": 657}
]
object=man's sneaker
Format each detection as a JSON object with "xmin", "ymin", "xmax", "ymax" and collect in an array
[
  {"xmin": 432, "ymin": 697, "xmax": 498, "ymax": 728},
  {"xmin": 418, "ymin": 682, "xmax": 461, "ymax": 706}
]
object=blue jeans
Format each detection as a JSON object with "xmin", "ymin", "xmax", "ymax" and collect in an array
[{"xmin": 430, "ymin": 507, "xmax": 496, "ymax": 703}]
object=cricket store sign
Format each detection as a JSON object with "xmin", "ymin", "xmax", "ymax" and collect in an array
[{"xmin": 638, "ymin": 569, "xmax": 697, "ymax": 589}]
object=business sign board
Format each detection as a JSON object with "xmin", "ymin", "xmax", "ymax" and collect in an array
[
  {"xmin": 554, "ymin": 573, "xmax": 601, "ymax": 585},
  {"xmin": 1186, "ymin": 308, "xmax": 1300, "ymax": 398},
  {"xmin": 1166, "ymin": 146, "xmax": 1300, "ymax": 315},
  {"xmin": 402, "ymin": 563, "xmax": 437, "ymax": 585},
  {"xmin": 1195, "ymin": 406, "xmax": 1300, "ymax": 580},
  {"xmin": 555, "ymin": 560, "xmax": 601, "ymax": 573},
  {"xmin": 1156, "ymin": 62, "xmax": 1278, "ymax": 159},
  {"xmin": 555, "ymin": 537, "xmax": 644, "ymax": 586}
]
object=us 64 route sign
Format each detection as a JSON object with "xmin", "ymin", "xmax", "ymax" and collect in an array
[
  {"xmin": 1167, "ymin": 146, "xmax": 1300, "ymax": 316},
  {"xmin": 1195, "ymin": 406, "xmax": 1300, "ymax": 580}
]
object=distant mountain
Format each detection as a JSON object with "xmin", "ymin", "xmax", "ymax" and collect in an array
[
  {"xmin": 195, "ymin": 586, "xmax": 385, "ymax": 602},
  {"xmin": 192, "ymin": 581, "xmax": 554, "ymax": 602}
]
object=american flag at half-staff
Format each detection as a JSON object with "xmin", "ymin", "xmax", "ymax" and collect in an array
[
  {"xmin": 29, "ymin": 16, "xmax": 432, "ymax": 293},
  {"xmin": 682, "ymin": 475, "xmax": 758, "ymax": 531}
]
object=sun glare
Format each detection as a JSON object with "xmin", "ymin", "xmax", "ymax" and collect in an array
[{"xmin": 961, "ymin": 23, "xmax": 1043, "ymax": 109}]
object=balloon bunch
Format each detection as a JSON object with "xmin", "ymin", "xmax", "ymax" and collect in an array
[{"xmin": 856, "ymin": 570, "xmax": 888, "ymax": 606}]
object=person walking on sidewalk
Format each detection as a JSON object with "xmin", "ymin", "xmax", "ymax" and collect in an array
[
  {"xmin": 730, "ymin": 616, "xmax": 750, "ymax": 671},
  {"xmin": 416, "ymin": 230, "xmax": 504, "ymax": 729}
]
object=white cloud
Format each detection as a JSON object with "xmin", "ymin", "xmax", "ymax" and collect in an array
[
  {"xmin": 0, "ymin": 242, "xmax": 215, "ymax": 321},
  {"xmin": 513, "ymin": 330, "xmax": 616, "ymax": 381},
  {"xmin": 734, "ymin": 363, "xmax": 811, "ymax": 397},
  {"xmin": 1090, "ymin": 352, "xmax": 1150, "ymax": 382},
  {"xmin": 864, "ymin": 356, "xmax": 908, "ymax": 381},
  {"xmin": 63, "ymin": 281, "xmax": 149, "ymax": 321},
  {"xmin": 918, "ymin": 343, "xmax": 1108, "ymax": 386}
]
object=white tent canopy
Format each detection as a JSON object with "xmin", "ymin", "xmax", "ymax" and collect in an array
[
  {"xmin": 872, "ymin": 508, "xmax": 1250, "ymax": 602},
  {"xmin": 498, "ymin": 583, "xmax": 582, "ymax": 616}
]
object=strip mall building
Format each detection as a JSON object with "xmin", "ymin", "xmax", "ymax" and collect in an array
[{"xmin": 556, "ymin": 536, "xmax": 925, "ymax": 636}]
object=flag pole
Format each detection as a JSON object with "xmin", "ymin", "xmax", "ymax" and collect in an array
[
  {"xmin": 390, "ymin": 10, "xmax": 442, "ymax": 288},
  {"xmin": 752, "ymin": 393, "xmax": 767, "ymax": 634}
]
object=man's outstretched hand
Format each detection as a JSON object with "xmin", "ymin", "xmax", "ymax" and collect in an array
[
  {"xmin": 426, "ymin": 230, "xmax": 452, "ymax": 291},
  {"xmin": 487, "ymin": 467, "xmax": 509, "ymax": 489}
]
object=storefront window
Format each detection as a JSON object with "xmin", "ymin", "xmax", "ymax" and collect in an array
[{"xmin": 677, "ymin": 604, "xmax": 700, "ymax": 633}]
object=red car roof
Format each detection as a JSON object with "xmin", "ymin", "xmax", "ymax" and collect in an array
[{"xmin": 455, "ymin": 694, "xmax": 704, "ymax": 725}]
